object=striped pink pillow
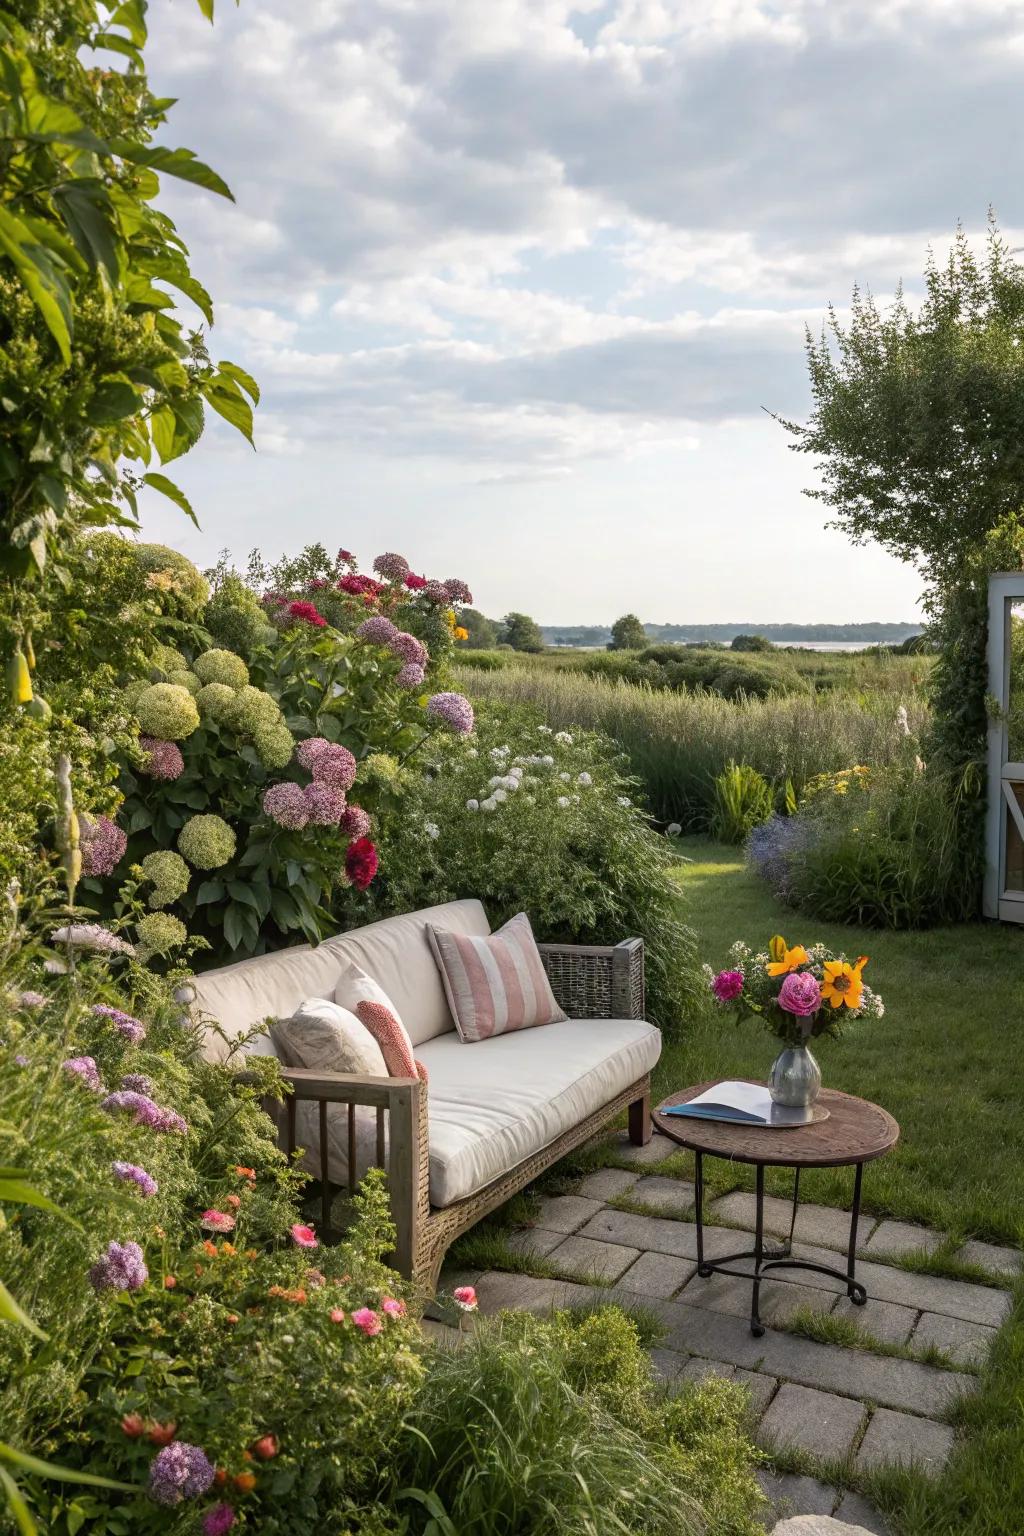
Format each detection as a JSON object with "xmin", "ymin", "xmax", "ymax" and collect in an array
[{"xmin": 427, "ymin": 912, "xmax": 567, "ymax": 1043}]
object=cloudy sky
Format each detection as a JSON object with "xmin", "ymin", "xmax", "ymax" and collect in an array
[{"xmin": 136, "ymin": 0, "xmax": 1023, "ymax": 625}]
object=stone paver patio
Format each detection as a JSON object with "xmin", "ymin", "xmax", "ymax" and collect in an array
[{"xmin": 437, "ymin": 1129, "xmax": 1021, "ymax": 1533}]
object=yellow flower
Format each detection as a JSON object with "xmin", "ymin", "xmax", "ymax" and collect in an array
[
  {"xmin": 454, "ymin": 626, "xmax": 469, "ymax": 641},
  {"xmin": 820, "ymin": 957, "xmax": 868, "ymax": 1010},
  {"xmin": 766, "ymin": 936, "xmax": 809, "ymax": 976}
]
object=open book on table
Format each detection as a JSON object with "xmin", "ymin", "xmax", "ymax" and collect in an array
[{"xmin": 662, "ymin": 1080, "xmax": 815, "ymax": 1128}]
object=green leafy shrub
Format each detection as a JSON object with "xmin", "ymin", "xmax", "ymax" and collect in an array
[
  {"xmin": 400, "ymin": 1306, "xmax": 765, "ymax": 1536},
  {"xmin": 356, "ymin": 706, "xmax": 708, "ymax": 1035},
  {"xmin": 709, "ymin": 763, "xmax": 774, "ymax": 844}
]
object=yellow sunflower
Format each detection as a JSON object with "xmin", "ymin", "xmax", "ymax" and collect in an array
[
  {"xmin": 820, "ymin": 957, "xmax": 868, "ymax": 1010},
  {"xmin": 766, "ymin": 936, "xmax": 810, "ymax": 976}
]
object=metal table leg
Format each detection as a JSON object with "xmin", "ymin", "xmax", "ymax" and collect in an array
[
  {"xmin": 847, "ymin": 1161, "xmax": 865, "ymax": 1303},
  {"xmin": 695, "ymin": 1150, "xmax": 708, "ymax": 1275},
  {"xmin": 751, "ymin": 1164, "xmax": 765, "ymax": 1336}
]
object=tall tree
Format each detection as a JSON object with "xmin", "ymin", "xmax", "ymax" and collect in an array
[
  {"xmin": 1, "ymin": 0, "xmax": 255, "ymax": 696},
  {"xmin": 609, "ymin": 613, "xmax": 646, "ymax": 651},
  {"xmin": 457, "ymin": 607, "xmax": 498, "ymax": 648},
  {"xmin": 782, "ymin": 223, "xmax": 1024, "ymax": 587},
  {"xmin": 499, "ymin": 611, "xmax": 545, "ymax": 653}
]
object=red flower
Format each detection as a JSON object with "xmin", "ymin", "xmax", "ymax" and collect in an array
[
  {"xmin": 345, "ymin": 837, "xmax": 378, "ymax": 891},
  {"xmin": 287, "ymin": 600, "xmax": 326, "ymax": 627},
  {"xmin": 338, "ymin": 549, "xmax": 354, "ymax": 564},
  {"xmin": 404, "ymin": 572, "xmax": 427, "ymax": 590},
  {"xmin": 121, "ymin": 1413, "xmax": 146, "ymax": 1438},
  {"xmin": 252, "ymin": 1434, "xmax": 279, "ymax": 1461},
  {"xmin": 337, "ymin": 573, "xmax": 382, "ymax": 597},
  {"xmin": 148, "ymin": 1420, "xmax": 177, "ymax": 1447}
]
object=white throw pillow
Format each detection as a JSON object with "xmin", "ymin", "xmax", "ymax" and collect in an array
[
  {"xmin": 334, "ymin": 961, "xmax": 407, "ymax": 1031},
  {"xmin": 270, "ymin": 996, "xmax": 387, "ymax": 1077}
]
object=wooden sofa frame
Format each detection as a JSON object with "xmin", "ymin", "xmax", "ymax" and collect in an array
[{"xmin": 267, "ymin": 938, "xmax": 651, "ymax": 1291}]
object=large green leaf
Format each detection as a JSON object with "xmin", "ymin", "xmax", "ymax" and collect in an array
[
  {"xmin": 0, "ymin": 207, "xmax": 71, "ymax": 365},
  {"xmin": 141, "ymin": 472, "xmax": 198, "ymax": 529},
  {"xmin": 140, "ymin": 255, "xmax": 213, "ymax": 324},
  {"xmin": 202, "ymin": 378, "xmax": 254, "ymax": 445},
  {"xmin": 86, "ymin": 376, "xmax": 141, "ymax": 426},
  {"xmin": 0, "ymin": 1442, "xmax": 136, "ymax": 1493},
  {"xmin": 0, "ymin": 1465, "xmax": 35, "ymax": 1536},
  {"xmin": 52, "ymin": 180, "xmax": 121, "ymax": 281},
  {"xmin": 0, "ymin": 1279, "xmax": 47, "ymax": 1341},
  {"xmin": 111, "ymin": 141, "xmax": 233, "ymax": 201},
  {"xmin": 217, "ymin": 359, "xmax": 260, "ymax": 405}
]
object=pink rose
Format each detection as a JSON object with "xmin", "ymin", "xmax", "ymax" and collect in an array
[
  {"xmin": 452, "ymin": 1285, "xmax": 478, "ymax": 1311},
  {"xmin": 711, "ymin": 969, "xmax": 744, "ymax": 1003},
  {"xmin": 778, "ymin": 971, "xmax": 822, "ymax": 1017},
  {"xmin": 289, "ymin": 1224, "xmax": 317, "ymax": 1249},
  {"xmin": 381, "ymin": 1297, "xmax": 406, "ymax": 1317},
  {"xmin": 352, "ymin": 1307, "xmax": 382, "ymax": 1336}
]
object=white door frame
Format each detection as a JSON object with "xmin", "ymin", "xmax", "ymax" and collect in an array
[{"xmin": 984, "ymin": 572, "xmax": 1024, "ymax": 919}]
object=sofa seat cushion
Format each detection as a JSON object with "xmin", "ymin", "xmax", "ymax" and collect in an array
[{"xmin": 416, "ymin": 1018, "xmax": 661, "ymax": 1208}]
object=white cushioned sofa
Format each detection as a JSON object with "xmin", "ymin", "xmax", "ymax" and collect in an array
[{"xmin": 186, "ymin": 900, "xmax": 660, "ymax": 1288}]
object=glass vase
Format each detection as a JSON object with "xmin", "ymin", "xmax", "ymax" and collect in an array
[{"xmin": 768, "ymin": 1042, "xmax": 822, "ymax": 1108}]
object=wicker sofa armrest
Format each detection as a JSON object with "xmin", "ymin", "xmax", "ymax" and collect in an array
[
  {"xmin": 249, "ymin": 1066, "xmax": 426, "ymax": 1273},
  {"xmin": 537, "ymin": 937, "xmax": 645, "ymax": 1020}
]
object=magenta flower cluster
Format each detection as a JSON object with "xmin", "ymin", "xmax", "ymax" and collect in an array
[
  {"xmin": 112, "ymin": 1160, "xmax": 158, "ymax": 1198},
  {"xmin": 710, "ymin": 969, "xmax": 744, "ymax": 1003},
  {"xmin": 303, "ymin": 782, "xmax": 346, "ymax": 825},
  {"xmin": 101, "ymin": 1090, "xmax": 187, "ymax": 1135},
  {"xmin": 443, "ymin": 577, "xmax": 473, "ymax": 604},
  {"xmin": 121, "ymin": 1072, "xmax": 152, "ymax": 1094},
  {"xmin": 372, "ymin": 551, "xmax": 410, "ymax": 582},
  {"xmin": 391, "ymin": 631, "xmax": 426, "ymax": 666},
  {"xmin": 92, "ymin": 1003, "xmax": 146, "ymax": 1044},
  {"xmin": 88, "ymin": 1239, "xmax": 148, "ymax": 1293},
  {"xmin": 62, "ymin": 1055, "xmax": 103, "ymax": 1092},
  {"xmin": 426, "ymin": 691, "xmax": 474, "ymax": 735},
  {"xmin": 80, "ymin": 815, "xmax": 128, "ymax": 878},
  {"xmin": 294, "ymin": 737, "xmax": 357, "ymax": 791},
  {"xmin": 138, "ymin": 736, "xmax": 185, "ymax": 781},
  {"xmin": 148, "ymin": 1442, "xmax": 216, "ymax": 1506},
  {"xmin": 356, "ymin": 615, "xmax": 399, "ymax": 645},
  {"xmin": 203, "ymin": 1504, "xmax": 237, "ymax": 1535},
  {"xmin": 397, "ymin": 662, "xmax": 425, "ymax": 688},
  {"xmin": 421, "ymin": 580, "xmax": 449, "ymax": 604},
  {"xmin": 778, "ymin": 971, "xmax": 822, "ymax": 1017},
  {"xmin": 340, "ymin": 805, "xmax": 371, "ymax": 839},
  {"xmin": 262, "ymin": 782, "xmax": 310, "ymax": 829}
]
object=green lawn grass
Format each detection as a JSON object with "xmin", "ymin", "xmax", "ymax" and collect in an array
[
  {"xmin": 664, "ymin": 838, "xmax": 1024, "ymax": 1245},
  {"xmin": 671, "ymin": 838, "xmax": 1024, "ymax": 1536}
]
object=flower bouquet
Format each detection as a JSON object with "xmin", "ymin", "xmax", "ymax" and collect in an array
[{"xmin": 708, "ymin": 935, "xmax": 884, "ymax": 1107}]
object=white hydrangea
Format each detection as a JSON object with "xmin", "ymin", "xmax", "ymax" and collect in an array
[
  {"xmin": 559, "ymin": 772, "xmax": 571, "ymax": 782},
  {"xmin": 577, "ymin": 772, "xmax": 592, "ymax": 787},
  {"xmin": 466, "ymin": 798, "xmax": 480, "ymax": 812},
  {"xmin": 554, "ymin": 731, "xmax": 573, "ymax": 744},
  {"xmin": 488, "ymin": 775, "xmax": 505, "ymax": 788},
  {"xmin": 489, "ymin": 746, "xmax": 510, "ymax": 762},
  {"xmin": 481, "ymin": 797, "xmax": 498, "ymax": 812},
  {"xmin": 493, "ymin": 788, "xmax": 507, "ymax": 803},
  {"xmin": 538, "ymin": 725, "xmax": 552, "ymax": 734},
  {"xmin": 505, "ymin": 776, "xmax": 520, "ymax": 791},
  {"xmin": 666, "ymin": 822, "xmax": 682, "ymax": 836},
  {"xmin": 424, "ymin": 822, "xmax": 440, "ymax": 839},
  {"xmin": 557, "ymin": 796, "xmax": 571, "ymax": 808},
  {"xmin": 542, "ymin": 755, "xmax": 555, "ymax": 768},
  {"xmin": 524, "ymin": 795, "xmax": 535, "ymax": 804},
  {"xmin": 617, "ymin": 796, "xmax": 631, "ymax": 807},
  {"xmin": 467, "ymin": 748, "xmax": 478, "ymax": 758}
]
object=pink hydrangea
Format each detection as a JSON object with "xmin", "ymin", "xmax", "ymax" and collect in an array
[
  {"xmin": 443, "ymin": 578, "xmax": 473, "ymax": 604},
  {"xmin": 372, "ymin": 552, "xmax": 410, "ymax": 582},
  {"xmin": 80, "ymin": 815, "xmax": 128, "ymax": 877},
  {"xmin": 426, "ymin": 692, "xmax": 474, "ymax": 735},
  {"xmin": 421, "ymin": 580, "xmax": 449, "ymax": 604},
  {"xmin": 303, "ymin": 782, "xmax": 346, "ymax": 825},
  {"xmin": 295, "ymin": 738, "xmax": 357, "ymax": 791},
  {"xmin": 381, "ymin": 1297, "xmax": 406, "ymax": 1317},
  {"xmin": 351, "ymin": 1307, "xmax": 382, "ymax": 1336},
  {"xmin": 452, "ymin": 1285, "xmax": 477, "ymax": 1311},
  {"xmin": 390, "ymin": 631, "xmax": 427, "ymax": 666},
  {"xmin": 356, "ymin": 615, "xmax": 399, "ymax": 645},
  {"xmin": 262, "ymin": 782, "xmax": 309, "ymax": 830},
  {"xmin": 778, "ymin": 971, "xmax": 822, "ymax": 1017},
  {"xmin": 139, "ymin": 737, "xmax": 185, "ymax": 781},
  {"xmin": 711, "ymin": 969, "xmax": 744, "ymax": 1003},
  {"xmin": 397, "ymin": 662, "xmax": 425, "ymax": 688},
  {"xmin": 339, "ymin": 805, "xmax": 371, "ymax": 839}
]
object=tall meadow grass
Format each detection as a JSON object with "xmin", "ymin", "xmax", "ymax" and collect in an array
[{"xmin": 457, "ymin": 666, "xmax": 930, "ymax": 826}]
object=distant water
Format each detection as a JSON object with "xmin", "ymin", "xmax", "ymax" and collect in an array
[{"xmin": 774, "ymin": 641, "xmax": 901, "ymax": 652}]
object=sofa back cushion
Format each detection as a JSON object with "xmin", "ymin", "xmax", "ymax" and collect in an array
[{"xmin": 188, "ymin": 899, "xmax": 490, "ymax": 1062}]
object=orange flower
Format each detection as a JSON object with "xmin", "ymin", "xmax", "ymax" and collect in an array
[
  {"xmin": 121, "ymin": 1413, "xmax": 146, "ymax": 1438},
  {"xmin": 234, "ymin": 1166, "xmax": 256, "ymax": 1180},
  {"xmin": 252, "ymin": 1434, "xmax": 279, "ymax": 1461},
  {"xmin": 202, "ymin": 1240, "xmax": 218, "ymax": 1258},
  {"xmin": 766, "ymin": 936, "xmax": 810, "ymax": 977},
  {"xmin": 163, "ymin": 1274, "xmax": 177, "ymax": 1290},
  {"xmin": 220, "ymin": 1242, "xmax": 236, "ymax": 1257},
  {"xmin": 148, "ymin": 1421, "xmax": 177, "ymax": 1447},
  {"xmin": 233, "ymin": 1472, "xmax": 257, "ymax": 1493},
  {"xmin": 226, "ymin": 1314, "xmax": 239, "ymax": 1325},
  {"xmin": 226, "ymin": 1194, "xmax": 241, "ymax": 1209}
]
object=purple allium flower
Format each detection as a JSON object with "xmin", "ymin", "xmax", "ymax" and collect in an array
[
  {"xmin": 112, "ymin": 1160, "xmax": 158, "ymax": 1198},
  {"xmin": 138, "ymin": 737, "xmax": 185, "ymax": 782},
  {"xmin": 339, "ymin": 805, "xmax": 371, "ymax": 839},
  {"xmin": 303, "ymin": 782, "xmax": 346, "ymax": 825},
  {"xmin": 426, "ymin": 692, "xmax": 474, "ymax": 735},
  {"xmin": 443, "ymin": 578, "xmax": 473, "ymax": 604},
  {"xmin": 356, "ymin": 615, "xmax": 399, "ymax": 646},
  {"xmin": 372, "ymin": 551, "xmax": 410, "ymax": 582},
  {"xmin": 62, "ymin": 1055, "xmax": 103, "ymax": 1092},
  {"xmin": 92, "ymin": 1003, "xmax": 146, "ymax": 1044},
  {"xmin": 421, "ymin": 580, "xmax": 449, "ymax": 604},
  {"xmin": 778, "ymin": 971, "xmax": 822, "ymax": 1017},
  {"xmin": 262, "ymin": 782, "xmax": 309, "ymax": 830},
  {"xmin": 746, "ymin": 815, "xmax": 813, "ymax": 903},
  {"xmin": 148, "ymin": 1442, "xmax": 215, "ymax": 1506},
  {"xmin": 203, "ymin": 1505, "xmax": 237, "ymax": 1535},
  {"xmin": 710, "ymin": 970, "xmax": 744, "ymax": 1004},
  {"xmin": 17, "ymin": 991, "xmax": 45, "ymax": 1008},
  {"xmin": 390, "ymin": 631, "xmax": 427, "ymax": 666},
  {"xmin": 101, "ymin": 1090, "xmax": 187, "ymax": 1134},
  {"xmin": 51, "ymin": 923, "xmax": 134, "ymax": 956},
  {"xmin": 121, "ymin": 1073, "xmax": 152, "ymax": 1094},
  {"xmin": 88, "ymin": 1239, "xmax": 148, "ymax": 1293},
  {"xmin": 295, "ymin": 738, "xmax": 357, "ymax": 791},
  {"xmin": 14, "ymin": 1053, "xmax": 29, "ymax": 1067},
  {"xmin": 80, "ymin": 815, "xmax": 128, "ymax": 878},
  {"xmin": 396, "ymin": 662, "xmax": 425, "ymax": 688}
]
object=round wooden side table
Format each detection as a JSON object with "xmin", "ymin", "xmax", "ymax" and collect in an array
[{"xmin": 653, "ymin": 1081, "xmax": 900, "ymax": 1336}]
